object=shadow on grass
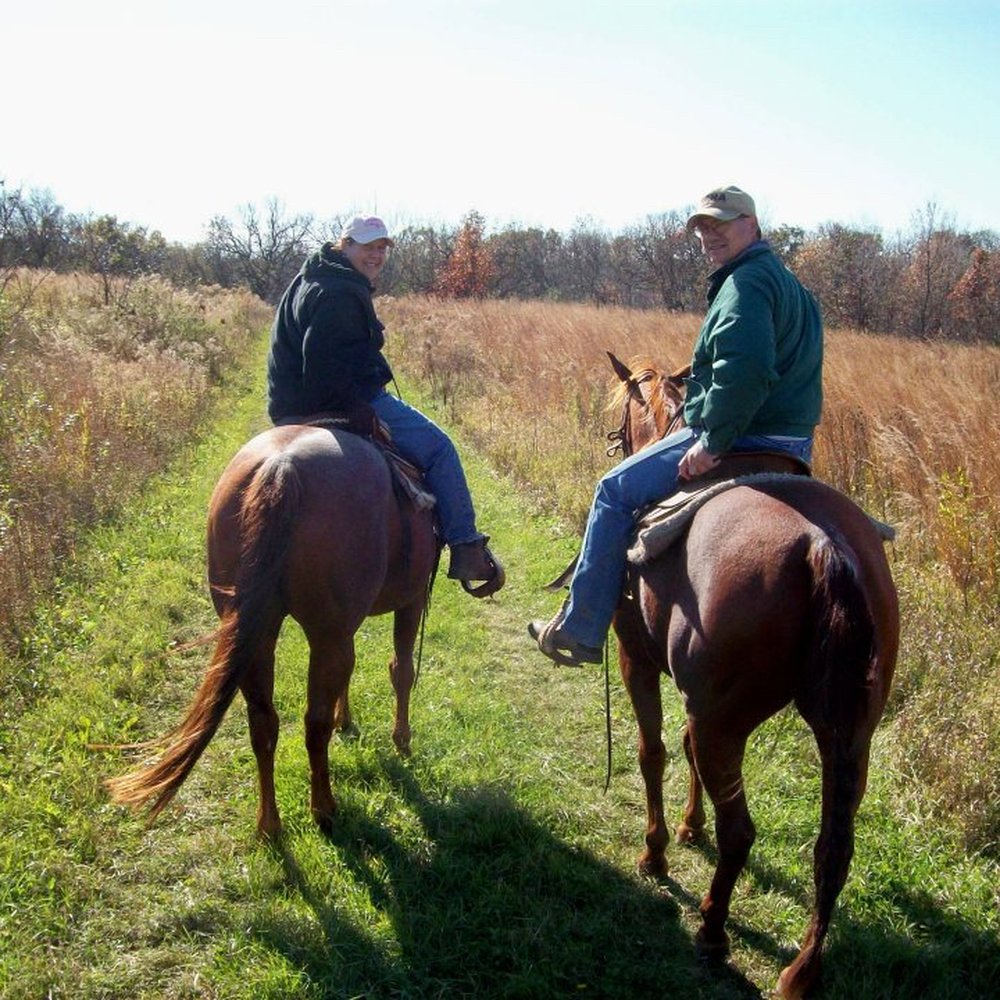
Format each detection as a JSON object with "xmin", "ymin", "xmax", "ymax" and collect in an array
[
  {"xmin": 682, "ymin": 829, "xmax": 1000, "ymax": 999},
  {"xmin": 254, "ymin": 756, "xmax": 761, "ymax": 999},
  {"xmin": 249, "ymin": 749, "xmax": 1000, "ymax": 999}
]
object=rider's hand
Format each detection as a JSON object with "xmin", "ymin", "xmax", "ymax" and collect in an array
[{"xmin": 678, "ymin": 438, "xmax": 720, "ymax": 479}]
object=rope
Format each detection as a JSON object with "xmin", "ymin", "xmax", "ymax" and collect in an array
[
  {"xmin": 413, "ymin": 551, "xmax": 440, "ymax": 688},
  {"xmin": 603, "ymin": 638, "xmax": 613, "ymax": 794}
]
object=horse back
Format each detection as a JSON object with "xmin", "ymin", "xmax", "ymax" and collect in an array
[
  {"xmin": 628, "ymin": 478, "xmax": 898, "ymax": 721},
  {"xmin": 207, "ymin": 425, "xmax": 435, "ymax": 626}
]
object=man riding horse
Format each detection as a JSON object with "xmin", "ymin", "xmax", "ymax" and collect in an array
[{"xmin": 530, "ymin": 184, "xmax": 822, "ymax": 664}]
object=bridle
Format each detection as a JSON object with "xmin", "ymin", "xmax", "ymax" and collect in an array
[
  {"xmin": 606, "ymin": 370, "xmax": 685, "ymax": 459},
  {"xmin": 606, "ymin": 371, "xmax": 653, "ymax": 459}
]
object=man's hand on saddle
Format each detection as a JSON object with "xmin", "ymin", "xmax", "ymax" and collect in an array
[{"xmin": 678, "ymin": 438, "xmax": 721, "ymax": 480}]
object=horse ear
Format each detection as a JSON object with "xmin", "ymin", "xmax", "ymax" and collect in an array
[
  {"xmin": 668, "ymin": 363, "xmax": 691, "ymax": 385},
  {"xmin": 607, "ymin": 351, "xmax": 633, "ymax": 383}
]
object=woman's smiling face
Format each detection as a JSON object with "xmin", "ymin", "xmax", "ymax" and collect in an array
[{"xmin": 342, "ymin": 238, "xmax": 391, "ymax": 282}]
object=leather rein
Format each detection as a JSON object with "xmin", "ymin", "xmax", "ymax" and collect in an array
[{"xmin": 606, "ymin": 370, "xmax": 685, "ymax": 459}]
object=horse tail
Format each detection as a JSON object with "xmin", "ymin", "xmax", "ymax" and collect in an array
[
  {"xmin": 805, "ymin": 530, "xmax": 878, "ymax": 735},
  {"xmin": 106, "ymin": 453, "xmax": 300, "ymax": 821}
]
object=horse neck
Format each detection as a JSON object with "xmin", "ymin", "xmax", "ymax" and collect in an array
[{"xmin": 633, "ymin": 376, "xmax": 685, "ymax": 450}]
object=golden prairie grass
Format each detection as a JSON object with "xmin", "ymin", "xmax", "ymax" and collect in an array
[
  {"xmin": 0, "ymin": 269, "xmax": 271, "ymax": 649},
  {"xmin": 381, "ymin": 293, "xmax": 1000, "ymax": 854},
  {"xmin": 381, "ymin": 294, "xmax": 1000, "ymax": 584}
]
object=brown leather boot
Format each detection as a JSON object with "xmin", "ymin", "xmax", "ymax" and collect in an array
[
  {"xmin": 528, "ymin": 603, "xmax": 603, "ymax": 666},
  {"xmin": 447, "ymin": 539, "xmax": 505, "ymax": 598}
]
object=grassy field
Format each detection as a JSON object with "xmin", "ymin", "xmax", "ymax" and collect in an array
[
  {"xmin": 1, "ymin": 331, "xmax": 998, "ymax": 998},
  {"xmin": 379, "ymin": 295, "xmax": 1000, "ymax": 859}
]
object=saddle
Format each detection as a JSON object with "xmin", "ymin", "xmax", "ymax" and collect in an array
[
  {"xmin": 628, "ymin": 451, "xmax": 899, "ymax": 563},
  {"xmin": 628, "ymin": 452, "xmax": 811, "ymax": 564},
  {"xmin": 544, "ymin": 452, "xmax": 811, "ymax": 591},
  {"xmin": 303, "ymin": 413, "xmax": 437, "ymax": 512}
]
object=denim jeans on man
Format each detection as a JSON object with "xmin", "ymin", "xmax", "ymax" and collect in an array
[
  {"xmin": 561, "ymin": 427, "xmax": 814, "ymax": 649},
  {"xmin": 371, "ymin": 390, "xmax": 483, "ymax": 546}
]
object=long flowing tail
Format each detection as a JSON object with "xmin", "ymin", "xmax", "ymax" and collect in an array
[
  {"xmin": 805, "ymin": 530, "xmax": 878, "ymax": 735},
  {"xmin": 105, "ymin": 453, "xmax": 301, "ymax": 822}
]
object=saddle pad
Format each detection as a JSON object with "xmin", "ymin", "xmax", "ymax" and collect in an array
[{"xmin": 627, "ymin": 474, "xmax": 896, "ymax": 564}]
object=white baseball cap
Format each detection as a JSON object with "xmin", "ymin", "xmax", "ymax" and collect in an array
[{"xmin": 341, "ymin": 215, "xmax": 394, "ymax": 245}]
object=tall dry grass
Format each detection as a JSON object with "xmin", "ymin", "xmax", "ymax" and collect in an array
[
  {"xmin": 381, "ymin": 293, "xmax": 1000, "ymax": 855},
  {"xmin": 0, "ymin": 269, "xmax": 271, "ymax": 650},
  {"xmin": 381, "ymin": 295, "xmax": 999, "ymax": 573}
]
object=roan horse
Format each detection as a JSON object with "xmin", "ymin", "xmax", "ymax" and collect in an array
[
  {"xmin": 106, "ymin": 420, "xmax": 439, "ymax": 838},
  {"xmin": 605, "ymin": 354, "xmax": 898, "ymax": 999}
]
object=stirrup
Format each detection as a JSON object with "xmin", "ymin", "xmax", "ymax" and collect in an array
[{"xmin": 460, "ymin": 547, "xmax": 505, "ymax": 598}]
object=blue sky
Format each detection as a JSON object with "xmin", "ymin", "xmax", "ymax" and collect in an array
[{"xmin": 4, "ymin": 0, "xmax": 998, "ymax": 244}]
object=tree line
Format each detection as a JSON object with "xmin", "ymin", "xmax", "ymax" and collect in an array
[{"xmin": 3, "ymin": 179, "xmax": 998, "ymax": 343}]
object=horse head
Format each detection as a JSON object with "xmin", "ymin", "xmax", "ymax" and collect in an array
[{"xmin": 605, "ymin": 352, "xmax": 688, "ymax": 457}]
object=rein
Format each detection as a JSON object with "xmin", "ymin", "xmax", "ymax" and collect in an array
[
  {"xmin": 600, "ymin": 364, "xmax": 685, "ymax": 792},
  {"xmin": 606, "ymin": 370, "xmax": 685, "ymax": 459},
  {"xmin": 413, "ymin": 552, "xmax": 440, "ymax": 687}
]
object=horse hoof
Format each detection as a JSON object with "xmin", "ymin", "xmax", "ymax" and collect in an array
[
  {"xmin": 776, "ymin": 954, "xmax": 818, "ymax": 999},
  {"xmin": 256, "ymin": 820, "xmax": 283, "ymax": 843},
  {"xmin": 676, "ymin": 822, "xmax": 703, "ymax": 844},
  {"xmin": 336, "ymin": 722, "xmax": 361, "ymax": 741},
  {"xmin": 694, "ymin": 926, "xmax": 730, "ymax": 962},
  {"xmin": 313, "ymin": 810, "xmax": 336, "ymax": 837},
  {"xmin": 637, "ymin": 851, "xmax": 668, "ymax": 878},
  {"xmin": 311, "ymin": 796, "xmax": 338, "ymax": 836}
]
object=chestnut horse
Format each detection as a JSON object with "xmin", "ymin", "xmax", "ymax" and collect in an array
[
  {"xmin": 107, "ymin": 422, "xmax": 438, "ymax": 838},
  {"xmin": 606, "ymin": 355, "xmax": 898, "ymax": 999}
]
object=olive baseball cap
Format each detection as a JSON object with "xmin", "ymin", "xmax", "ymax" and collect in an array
[{"xmin": 686, "ymin": 185, "xmax": 757, "ymax": 230}]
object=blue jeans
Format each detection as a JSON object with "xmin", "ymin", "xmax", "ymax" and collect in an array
[
  {"xmin": 562, "ymin": 428, "xmax": 814, "ymax": 648},
  {"xmin": 371, "ymin": 391, "xmax": 483, "ymax": 546}
]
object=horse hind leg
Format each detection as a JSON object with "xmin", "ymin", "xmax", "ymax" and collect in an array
[
  {"xmin": 240, "ymin": 642, "xmax": 282, "ymax": 840},
  {"xmin": 619, "ymin": 646, "xmax": 670, "ymax": 877},
  {"xmin": 303, "ymin": 631, "xmax": 356, "ymax": 835},
  {"xmin": 688, "ymin": 721, "xmax": 756, "ymax": 960},
  {"xmin": 676, "ymin": 721, "xmax": 706, "ymax": 844},
  {"xmin": 388, "ymin": 599, "xmax": 424, "ymax": 756},
  {"xmin": 777, "ymin": 729, "xmax": 872, "ymax": 1000}
]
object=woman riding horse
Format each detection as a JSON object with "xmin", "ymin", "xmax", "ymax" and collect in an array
[{"xmin": 268, "ymin": 215, "xmax": 503, "ymax": 597}]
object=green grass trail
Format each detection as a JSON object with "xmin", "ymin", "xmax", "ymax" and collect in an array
[{"xmin": 0, "ymin": 340, "xmax": 997, "ymax": 999}]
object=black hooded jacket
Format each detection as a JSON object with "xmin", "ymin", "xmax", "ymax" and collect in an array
[{"xmin": 266, "ymin": 243, "xmax": 394, "ymax": 422}]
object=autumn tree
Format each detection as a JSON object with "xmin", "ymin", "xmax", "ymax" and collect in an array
[
  {"xmin": 554, "ymin": 218, "xmax": 609, "ymax": 304},
  {"xmin": 485, "ymin": 225, "xmax": 562, "ymax": 299},
  {"xmin": 72, "ymin": 215, "xmax": 168, "ymax": 305},
  {"xmin": 895, "ymin": 203, "xmax": 971, "ymax": 337},
  {"xmin": 382, "ymin": 223, "xmax": 454, "ymax": 295},
  {"xmin": 433, "ymin": 210, "xmax": 494, "ymax": 298},
  {"xmin": 629, "ymin": 211, "xmax": 702, "ymax": 311},
  {"xmin": 792, "ymin": 224, "xmax": 890, "ymax": 330},
  {"xmin": 947, "ymin": 248, "xmax": 1000, "ymax": 343}
]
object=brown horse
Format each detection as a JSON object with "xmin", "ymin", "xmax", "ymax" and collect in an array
[
  {"xmin": 606, "ymin": 354, "xmax": 898, "ymax": 999},
  {"xmin": 106, "ymin": 421, "xmax": 439, "ymax": 838}
]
